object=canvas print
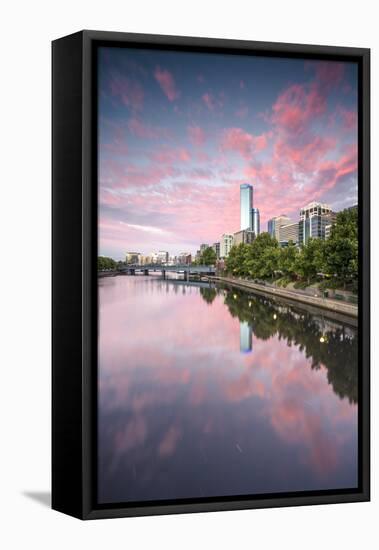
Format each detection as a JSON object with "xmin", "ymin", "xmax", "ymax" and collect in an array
[{"xmin": 97, "ymin": 47, "xmax": 358, "ymax": 505}]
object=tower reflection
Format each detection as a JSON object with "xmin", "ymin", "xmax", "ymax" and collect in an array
[{"xmin": 240, "ymin": 320, "xmax": 253, "ymax": 353}]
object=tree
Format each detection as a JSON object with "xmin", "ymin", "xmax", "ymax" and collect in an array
[
  {"xmin": 225, "ymin": 243, "xmax": 250, "ymax": 277},
  {"xmin": 295, "ymin": 238, "xmax": 323, "ymax": 284},
  {"xmin": 323, "ymin": 207, "xmax": 358, "ymax": 290},
  {"xmin": 245, "ymin": 232, "xmax": 279, "ymax": 279},
  {"xmin": 98, "ymin": 256, "xmax": 117, "ymax": 271},
  {"xmin": 199, "ymin": 246, "xmax": 216, "ymax": 265},
  {"xmin": 278, "ymin": 241, "xmax": 299, "ymax": 279}
]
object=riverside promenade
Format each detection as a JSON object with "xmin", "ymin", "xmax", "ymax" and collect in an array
[{"xmin": 208, "ymin": 276, "xmax": 358, "ymax": 318}]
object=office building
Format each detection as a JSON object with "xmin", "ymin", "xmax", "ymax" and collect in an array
[
  {"xmin": 251, "ymin": 207, "xmax": 260, "ymax": 236},
  {"xmin": 157, "ymin": 251, "xmax": 169, "ymax": 264},
  {"xmin": 324, "ymin": 223, "xmax": 333, "ymax": 240},
  {"xmin": 299, "ymin": 202, "xmax": 334, "ymax": 245},
  {"xmin": 240, "ymin": 183, "xmax": 253, "ymax": 230},
  {"xmin": 212, "ymin": 242, "xmax": 220, "ymax": 259},
  {"xmin": 200, "ymin": 243, "xmax": 209, "ymax": 253},
  {"xmin": 278, "ymin": 222, "xmax": 299, "ymax": 246},
  {"xmin": 267, "ymin": 215, "xmax": 291, "ymax": 241},
  {"xmin": 125, "ymin": 252, "xmax": 141, "ymax": 265},
  {"xmin": 150, "ymin": 252, "xmax": 159, "ymax": 264},
  {"xmin": 220, "ymin": 234, "xmax": 234, "ymax": 258},
  {"xmin": 233, "ymin": 229, "xmax": 255, "ymax": 246},
  {"xmin": 178, "ymin": 252, "xmax": 192, "ymax": 265},
  {"xmin": 139, "ymin": 255, "xmax": 151, "ymax": 265}
]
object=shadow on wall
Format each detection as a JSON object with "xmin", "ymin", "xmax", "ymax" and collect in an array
[{"xmin": 23, "ymin": 491, "xmax": 51, "ymax": 508}]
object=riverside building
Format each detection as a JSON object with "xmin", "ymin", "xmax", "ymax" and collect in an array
[
  {"xmin": 233, "ymin": 229, "xmax": 255, "ymax": 246},
  {"xmin": 267, "ymin": 215, "xmax": 291, "ymax": 241},
  {"xmin": 298, "ymin": 202, "xmax": 335, "ymax": 245},
  {"xmin": 220, "ymin": 234, "xmax": 234, "ymax": 258},
  {"xmin": 240, "ymin": 183, "xmax": 260, "ymax": 236},
  {"xmin": 278, "ymin": 222, "xmax": 299, "ymax": 246}
]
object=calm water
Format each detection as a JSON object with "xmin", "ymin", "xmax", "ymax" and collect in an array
[{"xmin": 98, "ymin": 275, "xmax": 358, "ymax": 504}]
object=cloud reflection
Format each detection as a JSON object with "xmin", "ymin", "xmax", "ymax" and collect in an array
[{"xmin": 98, "ymin": 277, "xmax": 358, "ymax": 503}]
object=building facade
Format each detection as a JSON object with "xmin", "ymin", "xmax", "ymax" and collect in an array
[
  {"xmin": 212, "ymin": 242, "xmax": 220, "ymax": 259},
  {"xmin": 157, "ymin": 251, "xmax": 169, "ymax": 264},
  {"xmin": 267, "ymin": 215, "xmax": 291, "ymax": 241},
  {"xmin": 240, "ymin": 183, "xmax": 253, "ymax": 230},
  {"xmin": 220, "ymin": 234, "xmax": 234, "ymax": 258},
  {"xmin": 125, "ymin": 252, "xmax": 141, "ymax": 265},
  {"xmin": 251, "ymin": 207, "xmax": 260, "ymax": 236},
  {"xmin": 298, "ymin": 202, "xmax": 334, "ymax": 245},
  {"xmin": 233, "ymin": 229, "xmax": 255, "ymax": 246},
  {"xmin": 278, "ymin": 222, "xmax": 299, "ymax": 246},
  {"xmin": 178, "ymin": 252, "xmax": 192, "ymax": 265}
]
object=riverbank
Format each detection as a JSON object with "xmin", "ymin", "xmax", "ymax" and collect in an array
[{"xmin": 207, "ymin": 276, "xmax": 358, "ymax": 318}]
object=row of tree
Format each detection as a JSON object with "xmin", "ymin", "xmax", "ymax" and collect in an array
[
  {"xmin": 193, "ymin": 246, "xmax": 217, "ymax": 266},
  {"xmin": 225, "ymin": 207, "xmax": 358, "ymax": 291},
  {"xmin": 98, "ymin": 256, "xmax": 117, "ymax": 271}
]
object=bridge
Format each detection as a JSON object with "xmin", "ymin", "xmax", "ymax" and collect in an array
[{"xmin": 118, "ymin": 264, "xmax": 216, "ymax": 280}]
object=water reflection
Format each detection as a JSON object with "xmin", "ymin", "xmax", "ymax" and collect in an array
[
  {"xmin": 240, "ymin": 321, "xmax": 253, "ymax": 353},
  {"xmin": 220, "ymin": 287, "xmax": 358, "ymax": 404},
  {"xmin": 98, "ymin": 276, "xmax": 358, "ymax": 504}
]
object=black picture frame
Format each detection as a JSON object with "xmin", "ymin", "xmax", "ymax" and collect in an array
[{"xmin": 52, "ymin": 30, "xmax": 370, "ymax": 520}]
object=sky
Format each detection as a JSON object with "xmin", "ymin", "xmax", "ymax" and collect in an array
[{"xmin": 98, "ymin": 47, "xmax": 358, "ymax": 259}]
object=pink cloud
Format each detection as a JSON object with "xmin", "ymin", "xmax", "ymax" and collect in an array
[
  {"xmin": 109, "ymin": 73, "xmax": 144, "ymax": 111},
  {"xmin": 154, "ymin": 66, "xmax": 180, "ymax": 101},
  {"xmin": 271, "ymin": 83, "xmax": 326, "ymax": 134},
  {"xmin": 128, "ymin": 117, "xmax": 170, "ymax": 139},
  {"xmin": 311, "ymin": 61, "xmax": 345, "ymax": 89},
  {"xmin": 337, "ymin": 106, "xmax": 358, "ymax": 130},
  {"xmin": 150, "ymin": 146, "xmax": 191, "ymax": 164},
  {"xmin": 102, "ymin": 139, "xmax": 128, "ymax": 156},
  {"xmin": 188, "ymin": 125, "xmax": 206, "ymax": 146},
  {"xmin": 273, "ymin": 135, "xmax": 337, "ymax": 172},
  {"xmin": 221, "ymin": 127, "xmax": 268, "ymax": 159},
  {"xmin": 100, "ymin": 58, "xmax": 358, "ymax": 253},
  {"xmin": 202, "ymin": 93, "xmax": 216, "ymax": 111}
]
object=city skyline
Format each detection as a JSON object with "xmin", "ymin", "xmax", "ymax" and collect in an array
[
  {"xmin": 99, "ymin": 48, "xmax": 358, "ymax": 259},
  {"xmin": 100, "ymin": 195, "xmax": 351, "ymax": 261}
]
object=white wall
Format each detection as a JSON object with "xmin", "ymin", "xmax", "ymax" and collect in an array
[{"xmin": 1, "ymin": 1, "xmax": 376, "ymax": 548}]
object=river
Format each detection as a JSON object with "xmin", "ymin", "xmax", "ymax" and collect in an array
[{"xmin": 98, "ymin": 274, "xmax": 358, "ymax": 504}]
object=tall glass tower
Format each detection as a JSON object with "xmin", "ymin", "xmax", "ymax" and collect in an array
[
  {"xmin": 240, "ymin": 183, "xmax": 253, "ymax": 230},
  {"xmin": 251, "ymin": 208, "xmax": 260, "ymax": 236}
]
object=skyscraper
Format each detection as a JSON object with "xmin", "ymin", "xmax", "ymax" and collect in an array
[
  {"xmin": 240, "ymin": 183, "xmax": 253, "ymax": 230},
  {"xmin": 240, "ymin": 183, "xmax": 260, "ymax": 236},
  {"xmin": 298, "ymin": 202, "xmax": 335, "ymax": 245},
  {"xmin": 251, "ymin": 207, "xmax": 260, "ymax": 236}
]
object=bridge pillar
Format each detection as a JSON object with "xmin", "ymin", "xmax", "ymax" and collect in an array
[
  {"xmin": 162, "ymin": 269, "xmax": 166, "ymax": 279},
  {"xmin": 184, "ymin": 270, "xmax": 189, "ymax": 281},
  {"xmin": 130, "ymin": 268, "xmax": 135, "ymax": 275},
  {"xmin": 144, "ymin": 269, "xmax": 149, "ymax": 276}
]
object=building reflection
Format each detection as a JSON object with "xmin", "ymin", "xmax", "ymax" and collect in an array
[{"xmin": 240, "ymin": 321, "xmax": 253, "ymax": 353}]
